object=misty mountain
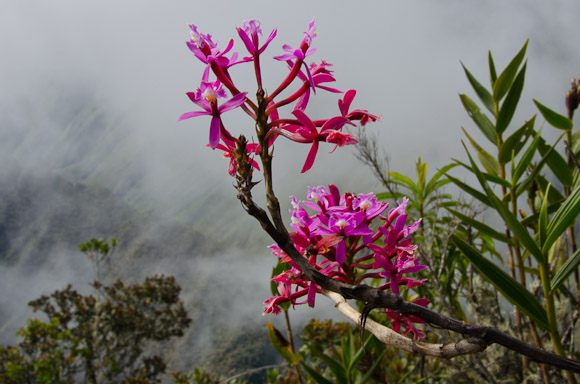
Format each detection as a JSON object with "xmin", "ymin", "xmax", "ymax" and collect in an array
[{"xmin": 0, "ymin": 91, "xmax": 279, "ymax": 376}]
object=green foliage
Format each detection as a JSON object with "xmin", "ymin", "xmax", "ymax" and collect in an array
[
  {"xmin": 450, "ymin": 39, "xmax": 580, "ymax": 376},
  {"xmin": 279, "ymin": 319, "xmax": 448, "ymax": 383},
  {"xmin": 0, "ymin": 240, "xmax": 191, "ymax": 384}
]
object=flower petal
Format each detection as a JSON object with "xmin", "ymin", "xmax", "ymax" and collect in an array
[
  {"xmin": 219, "ymin": 92, "xmax": 247, "ymax": 113},
  {"xmin": 177, "ymin": 110, "xmax": 210, "ymax": 121},
  {"xmin": 301, "ymin": 141, "xmax": 319, "ymax": 173},
  {"xmin": 209, "ymin": 116, "xmax": 221, "ymax": 149}
]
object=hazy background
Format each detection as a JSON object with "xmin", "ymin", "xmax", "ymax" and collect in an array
[{"xmin": 1, "ymin": 0, "xmax": 580, "ymax": 376}]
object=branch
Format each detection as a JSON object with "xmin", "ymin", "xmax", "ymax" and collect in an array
[
  {"xmin": 235, "ymin": 133, "xmax": 580, "ymax": 374},
  {"xmin": 322, "ymin": 289, "xmax": 487, "ymax": 357}
]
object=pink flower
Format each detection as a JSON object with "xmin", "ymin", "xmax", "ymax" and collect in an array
[
  {"xmin": 270, "ymin": 110, "xmax": 358, "ymax": 173},
  {"xmin": 236, "ymin": 19, "xmax": 277, "ymax": 55},
  {"xmin": 178, "ymin": 80, "xmax": 247, "ymax": 149}
]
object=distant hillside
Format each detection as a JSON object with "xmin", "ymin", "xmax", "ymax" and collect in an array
[{"xmin": 0, "ymin": 90, "xmax": 278, "ymax": 376}]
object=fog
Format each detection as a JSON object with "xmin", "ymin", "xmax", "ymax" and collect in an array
[{"xmin": 1, "ymin": 0, "xmax": 580, "ymax": 375}]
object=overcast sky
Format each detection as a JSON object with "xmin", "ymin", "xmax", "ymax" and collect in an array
[
  {"xmin": 1, "ymin": 0, "xmax": 580, "ymax": 360},
  {"xmin": 2, "ymin": 0, "xmax": 579, "ymax": 198}
]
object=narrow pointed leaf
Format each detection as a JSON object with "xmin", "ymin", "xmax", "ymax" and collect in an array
[
  {"xmin": 535, "ymin": 173, "xmax": 565, "ymax": 204},
  {"xmin": 425, "ymin": 163, "xmax": 458, "ymax": 196},
  {"xmin": 539, "ymin": 184, "xmax": 550, "ymax": 247},
  {"xmin": 451, "ymin": 234, "xmax": 550, "ymax": 330},
  {"xmin": 521, "ymin": 200, "xmax": 563, "ymax": 227},
  {"xmin": 493, "ymin": 40, "xmax": 528, "ymax": 103},
  {"xmin": 496, "ymin": 62, "xmax": 527, "ymax": 135},
  {"xmin": 445, "ymin": 207, "xmax": 514, "ymax": 245},
  {"xmin": 534, "ymin": 99, "xmax": 573, "ymax": 130},
  {"xmin": 360, "ymin": 349, "xmax": 387, "ymax": 383},
  {"xmin": 346, "ymin": 335, "xmax": 373, "ymax": 375},
  {"xmin": 387, "ymin": 172, "xmax": 418, "ymax": 193},
  {"xmin": 513, "ymin": 128, "xmax": 542, "ymax": 184},
  {"xmin": 445, "ymin": 173, "xmax": 491, "ymax": 207},
  {"xmin": 550, "ymin": 247, "xmax": 580, "ymax": 294},
  {"xmin": 376, "ymin": 191, "xmax": 406, "ymax": 201},
  {"xmin": 316, "ymin": 352, "xmax": 346, "ymax": 381},
  {"xmin": 543, "ymin": 184, "xmax": 580, "ymax": 254},
  {"xmin": 537, "ymin": 135, "xmax": 573, "ymax": 187},
  {"xmin": 464, "ymin": 143, "xmax": 545, "ymax": 263},
  {"xmin": 300, "ymin": 362, "xmax": 333, "ymax": 384},
  {"xmin": 462, "ymin": 127, "xmax": 500, "ymax": 176},
  {"xmin": 489, "ymin": 51, "xmax": 497, "ymax": 86},
  {"xmin": 267, "ymin": 322, "xmax": 301, "ymax": 365},
  {"xmin": 459, "ymin": 95, "xmax": 496, "ymax": 144},
  {"xmin": 511, "ymin": 135, "xmax": 561, "ymax": 199},
  {"xmin": 498, "ymin": 117, "xmax": 534, "ymax": 164},
  {"xmin": 462, "ymin": 62, "xmax": 494, "ymax": 114},
  {"xmin": 454, "ymin": 159, "xmax": 512, "ymax": 189}
]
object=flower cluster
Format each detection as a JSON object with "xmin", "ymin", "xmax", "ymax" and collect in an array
[
  {"xmin": 264, "ymin": 185, "xmax": 429, "ymax": 340},
  {"xmin": 179, "ymin": 19, "xmax": 380, "ymax": 174}
]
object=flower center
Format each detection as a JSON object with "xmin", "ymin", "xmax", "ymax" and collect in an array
[
  {"xmin": 202, "ymin": 87, "xmax": 218, "ymax": 103},
  {"xmin": 359, "ymin": 199, "xmax": 371, "ymax": 211}
]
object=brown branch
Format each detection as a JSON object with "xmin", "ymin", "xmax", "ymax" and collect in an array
[
  {"xmin": 234, "ymin": 127, "xmax": 580, "ymax": 374},
  {"xmin": 322, "ymin": 289, "xmax": 487, "ymax": 357},
  {"xmin": 236, "ymin": 180, "xmax": 580, "ymax": 373}
]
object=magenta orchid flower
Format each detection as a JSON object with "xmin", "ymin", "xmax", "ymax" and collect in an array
[
  {"xmin": 236, "ymin": 19, "xmax": 277, "ymax": 55},
  {"xmin": 178, "ymin": 80, "xmax": 247, "ymax": 149},
  {"xmin": 270, "ymin": 109, "xmax": 358, "ymax": 173},
  {"xmin": 187, "ymin": 24, "xmax": 235, "ymax": 68},
  {"xmin": 264, "ymin": 186, "xmax": 427, "ymax": 339},
  {"xmin": 293, "ymin": 60, "xmax": 342, "ymax": 111}
]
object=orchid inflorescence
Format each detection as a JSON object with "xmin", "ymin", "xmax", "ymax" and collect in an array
[
  {"xmin": 180, "ymin": 19, "xmax": 428, "ymax": 340},
  {"xmin": 178, "ymin": 18, "xmax": 379, "ymax": 173},
  {"xmin": 264, "ymin": 185, "xmax": 429, "ymax": 340}
]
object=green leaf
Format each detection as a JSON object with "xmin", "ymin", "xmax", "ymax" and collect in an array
[
  {"xmin": 463, "ymin": 143, "xmax": 545, "ymax": 263},
  {"xmin": 346, "ymin": 333, "xmax": 372, "ymax": 376},
  {"xmin": 387, "ymin": 172, "xmax": 418, "ymax": 193},
  {"xmin": 537, "ymin": 136, "xmax": 573, "ymax": 187},
  {"xmin": 301, "ymin": 362, "xmax": 334, "ymax": 384},
  {"xmin": 513, "ymin": 128, "xmax": 542, "ymax": 184},
  {"xmin": 267, "ymin": 322, "xmax": 300, "ymax": 365},
  {"xmin": 511, "ymin": 135, "xmax": 561, "ymax": 199},
  {"xmin": 271, "ymin": 261, "xmax": 291, "ymax": 297},
  {"xmin": 375, "ymin": 192, "xmax": 407, "ymax": 202},
  {"xmin": 521, "ymin": 200, "xmax": 563, "ymax": 227},
  {"xmin": 539, "ymin": 184, "xmax": 550, "ymax": 247},
  {"xmin": 451, "ymin": 235, "xmax": 550, "ymax": 330},
  {"xmin": 459, "ymin": 94, "xmax": 497, "ymax": 144},
  {"xmin": 496, "ymin": 62, "xmax": 527, "ymax": 135},
  {"xmin": 454, "ymin": 159, "xmax": 512, "ymax": 189},
  {"xmin": 498, "ymin": 117, "xmax": 534, "ymax": 164},
  {"xmin": 317, "ymin": 351, "xmax": 347, "ymax": 382},
  {"xmin": 543, "ymin": 185, "xmax": 580, "ymax": 254},
  {"xmin": 445, "ymin": 207, "xmax": 514, "ymax": 245},
  {"xmin": 359, "ymin": 349, "xmax": 387, "ymax": 383},
  {"xmin": 489, "ymin": 51, "xmax": 497, "ymax": 86},
  {"xmin": 534, "ymin": 99, "xmax": 573, "ymax": 130},
  {"xmin": 535, "ymin": 173, "xmax": 565, "ymax": 204},
  {"xmin": 462, "ymin": 62, "xmax": 495, "ymax": 114},
  {"xmin": 550, "ymin": 247, "xmax": 580, "ymax": 294},
  {"xmin": 445, "ymin": 173, "xmax": 491, "ymax": 207},
  {"xmin": 493, "ymin": 40, "xmax": 528, "ymax": 103},
  {"xmin": 462, "ymin": 127, "xmax": 500, "ymax": 176}
]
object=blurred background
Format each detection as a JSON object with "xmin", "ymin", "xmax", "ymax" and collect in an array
[{"xmin": 1, "ymin": 0, "xmax": 579, "ymax": 375}]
